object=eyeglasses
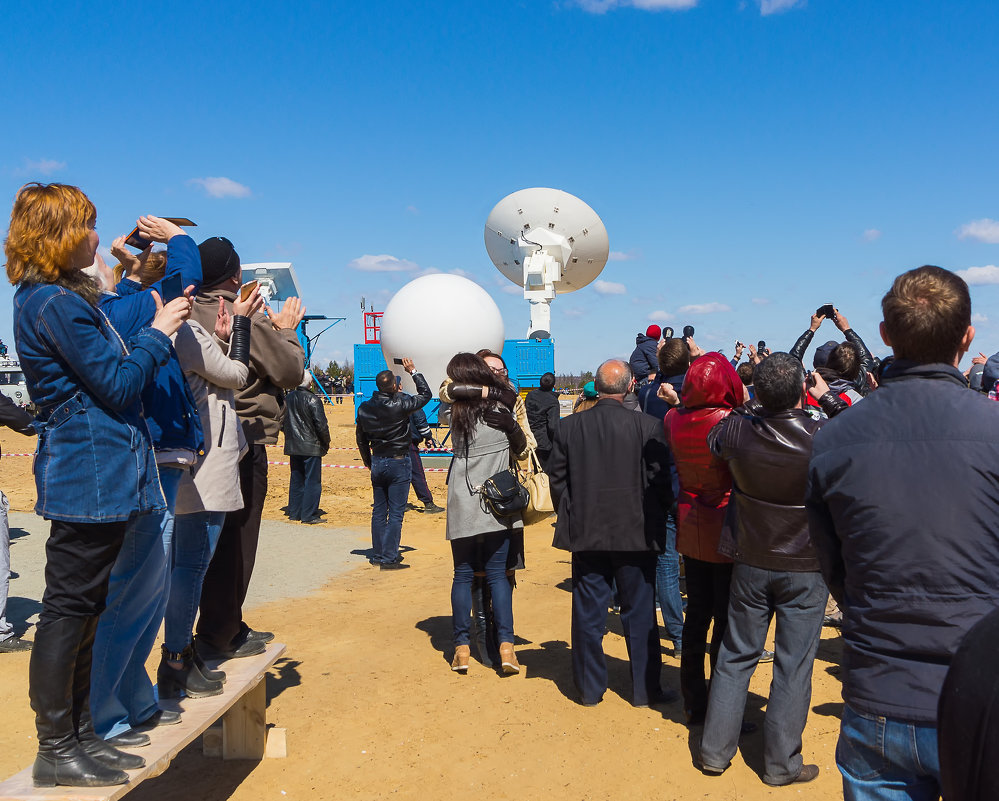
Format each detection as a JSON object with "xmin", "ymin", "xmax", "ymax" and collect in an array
[{"xmin": 492, "ymin": 368, "xmax": 508, "ymax": 377}]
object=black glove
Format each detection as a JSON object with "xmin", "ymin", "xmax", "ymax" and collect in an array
[
  {"xmin": 424, "ymin": 436, "xmax": 438, "ymax": 448},
  {"xmin": 482, "ymin": 409, "xmax": 518, "ymax": 434},
  {"xmin": 486, "ymin": 385, "xmax": 517, "ymax": 411}
]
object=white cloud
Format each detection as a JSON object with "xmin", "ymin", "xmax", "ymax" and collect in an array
[
  {"xmin": 348, "ymin": 254, "xmax": 420, "ymax": 273},
  {"xmin": 405, "ymin": 205, "xmax": 419, "ymax": 215},
  {"xmin": 955, "ymin": 265, "xmax": 999, "ymax": 285},
  {"xmin": 187, "ymin": 176, "xmax": 251, "ymax": 199},
  {"xmin": 501, "ymin": 284, "xmax": 523, "ymax": 295},
  {"xmin": 863, "ymin": 228, "xmax": 882, "ymax": 242},
  {"xmin": 751, "ymin": 297, "xmax": 771, "ymax": 306},
  {"xmin": 15, "ymin": 157, "xmax": 66, "ymax": 176},
  {"xmin": 563, "ymin": 308, "xmax": 586, "ymax": 318},
  {"xmin": 972, "ymin": 313, "xmax": 989, "ymax": 324},
  {"xmin": 678, "ymin": 302, "xmax": 731, "ymax": 314},
  {"xmin": 647, "ymin": 309, "xmax": 670, "ymax": 321},
  {"xmin": 957, "ymin": 219, "xmax": 999, "ymax": 244},
  {"xmin": 593, "ymin": 280, "xmax": 627, "ymax": 295},
  {"xmin": 609, "ymin": 250, "xmax": 640, "ymax": 261},
  {"xmin": 759, "ymin": 0, "xmax": 804, "ymax": 14},
  {"xmin": 575, "ymin": 0, "xmax": 697, "ymax": 12}
]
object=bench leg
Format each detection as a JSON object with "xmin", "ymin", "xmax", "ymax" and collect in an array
[{"xmin": 222, "ymin": 679, "xmax": 267, "ymax": 760}]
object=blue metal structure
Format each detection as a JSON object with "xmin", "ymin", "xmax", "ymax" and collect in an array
[{"xmin": 351, "ymin": 338, "xmax": 554, "ymax": 423}]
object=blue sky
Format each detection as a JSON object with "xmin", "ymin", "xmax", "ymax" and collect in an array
[{"xmin": 3, "ymin": 0, "xmax": 999, "ymax": 374}]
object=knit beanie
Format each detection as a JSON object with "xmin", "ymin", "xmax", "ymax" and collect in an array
[
  {"xmin": 198, "ymin": 236, "xmax": 241, "ymax": 289},
  {"xmin": 646, "ymin": 324, "xmax": 662, "ymax": 340},
  {"xmin": 582, "ymin": 381, "xmax": 598, "ymax": 399}
]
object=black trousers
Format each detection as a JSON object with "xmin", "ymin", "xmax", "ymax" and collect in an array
[
  {"xmin": 408, "ymin": 442, "xmax": 433, "ymax": 505},
  {"xmin": 571, "ymin": 550, "xmax": 661, "ymax": 706},
  {"xmin": 41, "ymin": 519, "xmax": 128, "ymax": 624},
  {"xmin": 197, "ymin": 444, "xmax": 267, "ymax": 649},
  {"xmin": 679, "ymin": 556, "xmax": 734, "ymax": 721}
]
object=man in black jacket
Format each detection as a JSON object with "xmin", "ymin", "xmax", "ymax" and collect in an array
[
  {"xmin": 789, "ymin": 306, "xmax": 875, "ymax": 394},
  {"xmin": 524, "ymin": 372, "xmax": 559, "ymax": 468},
  {"xmin": 283, "ymin": 375, "xmax": 331, "ymax": 524},
  {"xmin": 807, "ymin": 265, "xmax": 999, "ymax": 800},
  {"xmin": 355, "ymin": 359, "xmax": 431, "ymax": 569},
  {"xmin": 698, "ymin": 353, "xmax": 826, "ymax": 786},
  {"xmin": 548, "ymin": 359, "xmax": 676, "ymax": 708}
]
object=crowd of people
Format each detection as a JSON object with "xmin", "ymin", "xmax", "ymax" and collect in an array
[
  {"xmin": 3, "ymin": 180, "xmax": 998, "ymax": 800},
  {"xmin": 2, "ymin": 183, "xmax": 307, "ymax": 788},
  {"xmin": 359, "ymin": 270, "xmax": 996, "ymax": 800}
]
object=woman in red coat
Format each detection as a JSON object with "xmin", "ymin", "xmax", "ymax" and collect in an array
[{"xmin": 664, "ymin": 352, "xmax": 747, "ymax": 724}]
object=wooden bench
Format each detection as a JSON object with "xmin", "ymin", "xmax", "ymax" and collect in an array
[{"xmin": 0, "ymin": 642, "xmax": 287, "ymax": 801}]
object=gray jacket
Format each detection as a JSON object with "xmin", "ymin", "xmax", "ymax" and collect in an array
[
  {"xmin": 173, "ymin": 321, "xmax": 249, "ymax": 514},
  {"xmin": 446, "ymin": 417, "xmax": 524, "ymax": 540}
]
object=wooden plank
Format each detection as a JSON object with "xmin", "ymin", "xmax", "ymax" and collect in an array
[
  {"xmin": 0, "ymin": 642, "xmax": 286, "ymax": 801},
  {"xmin": 264, "ymin": 728, "xmax": 287, "ymax": 759},
  {"xmin": 221, "ymin": 680, "xmax": 266, "ymax": 760}
]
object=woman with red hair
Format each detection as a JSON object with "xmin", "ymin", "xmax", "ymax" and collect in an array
[{"xmin": 5, "ymin": 183, "xmax": 191, "ymax": 787}]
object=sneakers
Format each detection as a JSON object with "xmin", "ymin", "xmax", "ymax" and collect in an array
[
  {"xmin": 0, "ymin": 635, "xmax": 32, "ymax": 653},
  {"xmin": 195, "ymin": 634, "xmax": 265, "ymax": 660},
  {"xmin": 499, "ymin": 642, "xmax": 520, "ymax": 674},
  {"xmin": 422, "ymin": 503, "xmax": 445, "ymax": 513},
  {"xmin": 451, "ymin": 645, "xmax": 470, "ymax": 673},
  {"xmin": 758, "ymin": 649, "xmax": 775, "ymax": 663}
]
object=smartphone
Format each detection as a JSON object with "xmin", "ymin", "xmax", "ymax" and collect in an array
[
  {"xmin": 806, "ymin": 371, "xmax": 817, "ymax": 388},
  {"xmin": 239, "ymin": 280, "xmax": 259, "ymax": 302},
  {"xmin": 161, "ymin": 273, "xmax": 183, "ymax": 303},
  {"xmin": 816, "ymin": 303, "xmax": 835, "ymax": 318},
  {"xmin": 392, "ymin": 358, "xmax": 404, "ymax": 365},
  {"xmin": 124, "ymin": 217, "xmax": 197, "ymax": 250},
  {"xmin": 758, "ymin": 340, "xmax": 766, "ymax": 352}
]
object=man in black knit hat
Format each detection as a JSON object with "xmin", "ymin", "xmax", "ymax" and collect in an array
[{"xmin": 192, "ymin": 237, "xmax": 306, "ymax": 659}]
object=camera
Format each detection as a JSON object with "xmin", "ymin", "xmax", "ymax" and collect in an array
[
  {"xmin": 816, "ymin": 304, "xmax": 836, "ymax": 319},
  {"xmin": 682, "ymin": 325, "xmax": 695, "ymax": 339}
]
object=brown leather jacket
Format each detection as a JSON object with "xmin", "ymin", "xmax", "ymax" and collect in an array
[{"xmin": 708, "ymin": 407, "xmax": 825, "ymax": 572}]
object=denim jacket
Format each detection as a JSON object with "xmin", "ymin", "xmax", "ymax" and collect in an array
[
  {"xmin": 13, "ymin": 282, "xmax": 172, "ymax": 522},
  {"xmin": 98, "ymin": 235, "xmax": 204, "ymax": 457}
]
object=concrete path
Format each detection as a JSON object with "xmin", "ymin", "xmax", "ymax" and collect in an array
[{"xmin": 4, "ymin": 511, "xmax": 369, "ymax": 635}]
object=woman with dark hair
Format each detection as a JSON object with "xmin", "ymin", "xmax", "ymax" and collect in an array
[
  {"xmin": 444, "ymin": 352, "xmax": 526, "ymax": 674},
  {"xmin": 5, "ymin": 183, "xmax": 191, "ymax": 787}
]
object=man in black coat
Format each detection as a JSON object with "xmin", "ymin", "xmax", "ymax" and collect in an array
[
  {"xmin": 524, "ymin": 372, "xmax": 559, "ymax": 468},
  {"xmin": 548, "ymin": 359, "xmax": 676, "ymax": 708},
  {"xmin": 807, "ymin": 265, "xmax": 999, "ymax": 800},
  {"xmin": 283, "ymin": 374, "xmax": 332, "ymax": 524}
]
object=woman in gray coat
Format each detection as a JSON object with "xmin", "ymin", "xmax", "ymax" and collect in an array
[{"xmin": 445, "ymin": 353, "xmax": 526, "ymax": 675}]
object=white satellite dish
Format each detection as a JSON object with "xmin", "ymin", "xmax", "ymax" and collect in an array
[
  {"xmin": 240, "ymin": 263, "xmax": 302, "ymax": 304},
  {"xmin": 484, "ymin": 187, "xmax": 609, "ymax": 339}
]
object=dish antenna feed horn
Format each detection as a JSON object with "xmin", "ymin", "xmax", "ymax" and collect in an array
[{"xmin": 484, "ymin": 187, "xmax": 609, "ymax": 339}]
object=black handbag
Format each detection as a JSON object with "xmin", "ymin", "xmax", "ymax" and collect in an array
[{"xmin": 478, "ymin": 468, "xmax": 529, "ymax": 518}]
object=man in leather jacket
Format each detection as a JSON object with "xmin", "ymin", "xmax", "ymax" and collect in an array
[
  {"xmin": 283, "ymin": 375, "xmax": 331, "ymax": 524},
  {"xmin": 697, "ymin": 352, "xmax": 827, "ymax": 787},
  {"xmin": 355, "ymin": 359, "xmax": 431, "ymax": 569},
  {"xmin": 789, "ymin": 307, "xmax": 875, "ymax": 395}
]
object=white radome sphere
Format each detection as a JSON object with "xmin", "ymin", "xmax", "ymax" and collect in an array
[{"xmin": 380, "ymin": 274, "xmax": 505, "ymax": 398}]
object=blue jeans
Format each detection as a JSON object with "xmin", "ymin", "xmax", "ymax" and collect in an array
[
  {"xmin": 91, "ymin": 466, "xmax": 182, "ymax": 738},
  {"xmin": 837, "ymin": 705, "xmax": 941, "ymax": 801},
  {"xmin": 451, "ymin": 533, "xmax": 513, "ymax": 645},
  {"xmin": 370, "ymin": 455, "xmax": 411, "ymax": 564},
  {"xmin": 700, "ymin": 564, "xmax": 826, "ymax": 783},
  {"xmin": 0, "ymin": 491, "xmax": 11, "ymax": 640},
  {"xmin": 655, "ymin": 513, "xmax": 683, "ymax": 647},
  {"xmin": 288, "ymin": 454, "xmax": 323, "ymax": 520},
  {"xmin": 164, "ymin": 510, "xmax": 225, "ymax": 653}
]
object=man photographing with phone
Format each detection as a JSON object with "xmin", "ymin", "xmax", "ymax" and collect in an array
[
  {"xmin": 789, "ymin": 304, "xmax": 877, "ymax": 394},
  {"xmin": 190, "ymin": 236, "xmax": 307, "ymax": 660}
]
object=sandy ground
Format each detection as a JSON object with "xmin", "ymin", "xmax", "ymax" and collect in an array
[{"xmin": 0, "ymin": 403, "xmax": 847, "ymax": 800}]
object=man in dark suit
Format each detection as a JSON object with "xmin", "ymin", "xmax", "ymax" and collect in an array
[{"xmin": 548, "ymin": 359, "xmax": 676, "ymax": 707}]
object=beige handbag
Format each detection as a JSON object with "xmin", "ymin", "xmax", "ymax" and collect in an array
[{"xmin": 518, "ymin": 448, "xmax": 555, "ymax": 525}]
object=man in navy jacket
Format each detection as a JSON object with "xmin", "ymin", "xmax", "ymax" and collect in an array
[{"xmin": 807, "ymin": 265, "xmax": 999, "ymax": 800}]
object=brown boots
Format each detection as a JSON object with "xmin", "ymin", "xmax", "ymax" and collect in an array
[
  {"xmin": 499, "ymin": 643, "xmax": 520, "ymax": 675},
  {"xmin": 450, "ymin": 645, "xmax": 470, "ymax": 673}
]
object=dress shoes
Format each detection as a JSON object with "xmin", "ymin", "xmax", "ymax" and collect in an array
[
  {"xmin": 763, "ymin": 764, "xmax": 819, "ymax": 786},
  {"xmin": 134, "ymin": 709, "xmax": 181, "ymax": 730},
  {"xmin": 106, "ymin": 730, "xmax": 150, "ymax": 748}
]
